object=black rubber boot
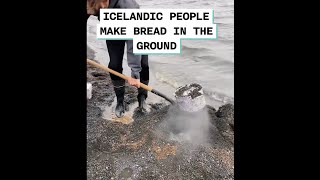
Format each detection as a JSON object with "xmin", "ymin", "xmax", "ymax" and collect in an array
[
  {"xmin": 112, "ymin": 80, "xmax": 125, "ymax": 118},
  {"xmin": 138, "ymin": 80, "xmax": 149, "ymax": 113}
]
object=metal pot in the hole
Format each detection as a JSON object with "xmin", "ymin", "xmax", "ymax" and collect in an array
[{"xmin": 174, "ymin": 83, "xmax": 206, "ymax": 112}]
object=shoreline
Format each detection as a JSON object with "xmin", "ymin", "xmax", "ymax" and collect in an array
[{"xmin": 87, "ymin": 16, "xmax": 234, "ymax": 108}]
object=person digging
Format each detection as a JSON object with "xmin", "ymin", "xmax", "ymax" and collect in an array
[{"xmin": 87, "ymin": 0, "xmax": 149, "ymax": 117}]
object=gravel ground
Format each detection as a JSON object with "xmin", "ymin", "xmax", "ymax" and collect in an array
[{"xmin": 87, "ymin": 56, "xmax": 234, "ymax": 180}]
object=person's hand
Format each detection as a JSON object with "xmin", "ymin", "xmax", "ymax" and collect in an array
[{"xmin": 128, "ymin": 77, "xmax": 140, "ymax": 88}]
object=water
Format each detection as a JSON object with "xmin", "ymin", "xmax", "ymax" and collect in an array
[{"xmin": 87, "ymin": 0, "xmax": 234, "ymax": 109}]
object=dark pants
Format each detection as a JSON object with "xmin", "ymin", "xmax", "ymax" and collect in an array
[{"xmin": 106, "ymin": 40, "xmax": 149, "ymax": 82}]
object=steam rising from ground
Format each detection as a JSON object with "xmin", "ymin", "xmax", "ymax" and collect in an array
[
  {"xmin": 165, "ymin": 83, "xmax": 211, "ymax": 145},
  {"xmin": 166, "ymin": 105, "xmax": 211, "ymax": 145}
]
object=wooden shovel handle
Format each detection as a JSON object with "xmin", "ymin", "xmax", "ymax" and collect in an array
[{"xmin": 87, "ymin": 59, "xmax": 153, "ymax": 91}]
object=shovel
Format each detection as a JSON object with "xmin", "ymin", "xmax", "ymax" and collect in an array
[{"xmin": 87, "ymin": 59, "xmax": 175, "ymax": 104}]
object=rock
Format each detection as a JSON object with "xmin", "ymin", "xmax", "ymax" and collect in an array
[{"xmin": 216, "ymin": 104, "xmax": 234, "ymax": 130}]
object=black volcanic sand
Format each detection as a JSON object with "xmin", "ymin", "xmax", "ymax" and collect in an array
[{"xmin": 87, "ymin": 59, "xmax": 234, "ymax": 180}]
